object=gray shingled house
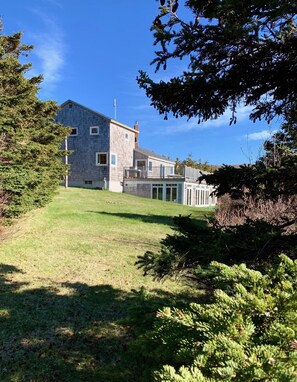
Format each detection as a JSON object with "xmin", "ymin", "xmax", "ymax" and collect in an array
[
  {"xmin": 56, "ymin": 100, "xmax": 216, "ymax": 207},
  {"xmin": 56, "ymin": 100, "xmax": 138, "ymax": 192}
]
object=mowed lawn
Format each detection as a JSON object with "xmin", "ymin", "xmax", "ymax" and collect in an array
[{"xmin": 0, "ymin": 187, "xmax": 210, "ymax": 382}]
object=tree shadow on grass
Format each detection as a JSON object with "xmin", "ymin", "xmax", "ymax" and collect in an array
[
  {"xmin": 87, "ymin": 211, "xmax": 175, "ymax": 227},
  {"xmin": 0, "ymin": 265, "xmax": 201, "ymax": 382}
]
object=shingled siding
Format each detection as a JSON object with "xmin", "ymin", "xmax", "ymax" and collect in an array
[
  {"xmin": 134, "ymin": 151, "xmax": 175, "ymax": 178},
  {"xmin": 109, "ymin": 122, "xmax": 135, "ymax": 192},
  {"xmin": 57, "ymin": 102, "xmax": 110, "ymax": 188}
]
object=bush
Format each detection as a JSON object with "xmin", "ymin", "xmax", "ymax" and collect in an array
[
  {"xmin": 147, "ymin": 255, "xmax": 297, "ymax": 381},
  {"xmin": 136, "ymin": 215, "xmax": 297, "ymax": 286},
  {"xmin": 215, "ymin": 195, "xmax": 297, "ymax": 234}
]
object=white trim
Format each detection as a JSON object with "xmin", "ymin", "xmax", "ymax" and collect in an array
[
  {"xmin": 69, "ymin": 127, "xmax": 78, "ymax": 136},
  {"xmin": 90, "ymin": 126, "xmax": 100, "ymax": 135},
  {"xmin": 110, "ymin": 153, "xmax": 117, "ymax": 166},
  {"xmin": 61, "ymin": 100, "xmax": 138, "ymax": 134},
  {"xmin": 96, "ymin": 152, "xmax": 108, "ymax": 166},
  {"xmin": 134, "ymin": 148, "xmax": 174, "ymax": 165},
  {"xmin": 136, "ymin": 159, "xmax": 147, "ymax": 169},
  {"xmin": 148, "ymin": 160, "xmax": 153, "ymax": 172}
]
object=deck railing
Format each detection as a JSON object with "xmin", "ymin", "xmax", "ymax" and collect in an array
[
  {"xmin": 124, "ymin": 166, "xmax": 206, "ymax": 180},
  {"xmin": 124, "ymin": 166, "xmax": 182, "ymax": 179}
]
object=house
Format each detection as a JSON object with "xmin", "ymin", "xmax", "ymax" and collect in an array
[
  {"xmin": 123, "ymin": 156, "xmax": 216, "ymax": 207},
  {"xmin": 56, "ymin": 100, "xmax": 216, "ymax": 207},
  {"xmin": 56, "ymin": 99, "xmax": 138, "ymax": 192}
]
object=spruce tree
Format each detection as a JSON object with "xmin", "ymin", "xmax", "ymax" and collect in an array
[
  {"xmin": 0, "ymin": 29, "xmax": 68, "ymax": 217},
  {"xmin": 149, "ymin": 256, "xmax": 297, "ymax": 381}
]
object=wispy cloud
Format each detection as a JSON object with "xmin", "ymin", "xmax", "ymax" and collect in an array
[
  {"xmin": 150, "ymin": 104, "xmax": 254, "ymax": 135},
  {"xmin": 29, "ymin": 11, "xmax": 65, "ymax": 91},
  {"xmin": 245, "ymin": 129, "xmax": 277, "ymax": 141}
]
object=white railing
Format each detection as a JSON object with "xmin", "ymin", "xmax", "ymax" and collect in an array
[{"xmin": 124, "ymin": 166, "xmax": 182, "ymax": 179}]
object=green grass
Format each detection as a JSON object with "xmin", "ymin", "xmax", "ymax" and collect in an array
[{"xmin": 0, "ymin": 188, "xmax": 211, "ymax": 381}]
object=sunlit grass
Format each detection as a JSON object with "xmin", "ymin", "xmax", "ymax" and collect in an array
[{"xmin": 0, "ymin": 187, "xmax": 211, "ymax": 381}]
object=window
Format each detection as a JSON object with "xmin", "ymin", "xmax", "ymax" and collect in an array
[
  {"xmin": 136, "ymin": 160, "xmax": 146, "ymax": 169},
  {"xmin": 148, "ymin": 161, "xmax": 153, "ymax": 171},
  {"xmin": 166, "ymin": 184, "xmax": 177, "ymax": 202},
  {"xmin": 70, "ymin": 127, "xmax": 78, "ymax": 136},
  {"xmin": 160, "ymin": 164, "xmax": 165, "ymax": 178},
  {"xmin": 84, "ymin": 180, "xmax": 93, "ymax": 185},
  {"xmin": 187, "ymin": 188, "xmax": 192, "ymax": 206},
  {"xmin": 152, "ymin": 184, "xmax": 163, "ymax": 201},
  {"xmin": 125, "ymin": 133, "xmax": 129, "ymax": 140},
  {"xmin": 90, "ymin": 126, "xmax": 100, "ymax": 135},
  {"xmin": 110, "ymin": 153, "xmax": 117, "ymax": 166},
  {"xmin": 96, "ymin": 152, "xmax": 108, "ymax": 166}
]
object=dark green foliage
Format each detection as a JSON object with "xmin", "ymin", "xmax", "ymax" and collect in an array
[
  {"xmin": 144, "ymin": 256, "xmax": 297, "ymax": 381},
  {"xmin": 0, "ymin": 31, "xmax": 68, "ymax": 217},
  {"xmin": 203, "ymin": 113, "xmax": 297, "ymax": 200},
  {"xmin": 138, "ymin": 0, "xmax": 297, "ymax": 124},
  {"xmin": 136, "ymin": 215, "xmax": 297, "ymax": 285},
  {"xmin": 136, "ymin": 2, "xmax": 297, "ymax": 380}
]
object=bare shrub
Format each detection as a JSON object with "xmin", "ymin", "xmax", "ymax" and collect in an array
[{"xmin": 215, "ymin": 194, "xmax": 297, "ymax": 234}]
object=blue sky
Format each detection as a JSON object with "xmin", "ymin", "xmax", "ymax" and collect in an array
[{"xmin": 2, "ymin": 0, "xmax": 280, "ymax": 165}]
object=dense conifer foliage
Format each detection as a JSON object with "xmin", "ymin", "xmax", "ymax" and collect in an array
[
  {"xmin": 136, "ymin": 2, "xmax": 297, "ymax": 380},
  {"xmin": 149, "ymin": 256, "xmax": 297, "ymax": 381},
  {"xmin": 0, "ymin": 29, "xmax": 68, "ymax": 217},
  {"xmin": 203, "ymin": 112, "xmax": 297, "ymax": 200},
  {"xmin": 138, "ymin": 0, "xmax": 297, "ymax": 124}
]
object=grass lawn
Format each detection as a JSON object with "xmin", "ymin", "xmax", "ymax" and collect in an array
[{"xmin": 0, "ymin": 187, "xmax": 211, "ymax": 381}]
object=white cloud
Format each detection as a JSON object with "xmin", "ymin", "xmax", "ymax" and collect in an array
[
  {"xmin": 29, "ymin": 12, "xmax": 65, "ymax": 90},
  {"xmin": 245, "ymin": 129, "xmax": 277, "ymax": 141},
  {"xmin": 149, "ymin": 104, "xmax": 254, "ymax": 135}
]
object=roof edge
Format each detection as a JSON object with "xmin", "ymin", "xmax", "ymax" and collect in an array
[{"xmin": 60, "ymin": 100, "xmax": 138, "ymax": 134}]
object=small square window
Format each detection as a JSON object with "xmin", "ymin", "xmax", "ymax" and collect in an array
[
  {"xmin": 96, "ymin": 152, "xmax": 107, "ymax": 166},
  {"xmin": 111, "ymin": 154, "xmax": 117, "ymax": 166},
  {"xmin": 90, "ymin": 126, "xmax": 100, "ymax": 135},
  {"xmin": 70, "ymin": 128, "xmax": 78, "ymax": 136}
]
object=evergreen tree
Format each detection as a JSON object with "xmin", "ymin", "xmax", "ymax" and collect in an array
[
  {"xmin": 203, "ymin": 112, "xmax": 297, "ymax": 200},
  {"xmin": 0, "ymin": 29, "xmax": 68, "ymax": 217},
  {"xmin": 138, "ymin": 0, "xmax": 297, "ymax": 124},
  {"xmin": 175, "ymin": 154, "xmax": 219, "ymax": 173},
  {"xmin": 146, "ymin": 256, "xmax": 297, "ymax": 381}
]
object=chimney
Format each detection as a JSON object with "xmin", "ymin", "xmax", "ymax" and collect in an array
[{"xmin": 134, "ymin": 121, "xmax": 139, "ymax": 149}]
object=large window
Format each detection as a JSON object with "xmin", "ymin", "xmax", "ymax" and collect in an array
[
  {"xmin": 166, "ymin": 184, "xmax": 177, "ymax": 202},
  {"xmin": 195, "ymin": 187, "xmax": 210, "ymax": 206},
  {"xmin": 152, "ymin": 184, "xmax": 163, "ymax": 201},
  {"xmin": 96, "ymin": 152, "xmax": 108, "ymax": 166}
]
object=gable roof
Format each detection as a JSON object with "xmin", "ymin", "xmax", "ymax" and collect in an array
[
  {"xmin": 60, "ymin": 99, "xmax": 138, "ymax": 134},
  {"xmin": 135, "ymin": 147, "xmax": 175, "ymax": 164}
]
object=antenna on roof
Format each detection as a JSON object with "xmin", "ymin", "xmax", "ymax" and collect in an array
[{"xmin": 113, "ymin": 98, "xmax": 117, "ymax": 120}]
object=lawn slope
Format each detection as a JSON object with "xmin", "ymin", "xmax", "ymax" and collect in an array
[{"xmin": 0, "ymin": 187, "xmax": 209, "ymax": 381}]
